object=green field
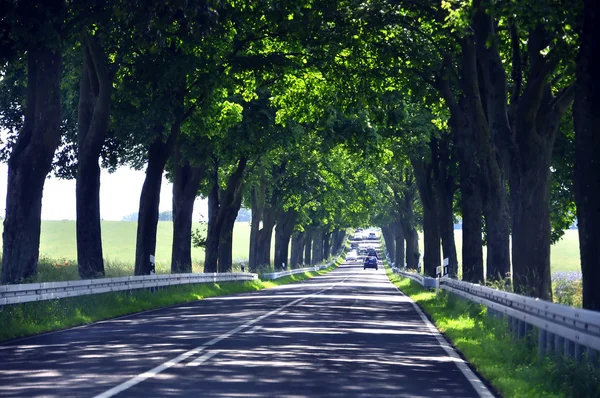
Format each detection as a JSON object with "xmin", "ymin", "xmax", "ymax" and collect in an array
[
  {"xmin": 415, "ymin": 230, "xmax": 581, "ymax": 274},
  {"xmin": 0, "ymin": 221, "xmax": 262, "ymax": 271},
  {"xmin": 0, "ymin": 222, "xmax": 580, "ymax": 278}
]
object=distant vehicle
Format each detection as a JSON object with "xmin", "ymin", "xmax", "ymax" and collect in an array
[
  {"xmin": 356, "ymin": 228, "xmax": 364, "ymax": 232},
  {"xmin": 367, "ymin": 248, "xmax": 378, "ymax": 258},
  {"xmin": 350, "ymin": 242, "xmax": 359, "ymax": 249},
  {"xmin": 353, "ymin": 234, "xmax": 363, "ymax": 241},
  {"xmin": 346, "ymin": 251, "xmax": 358, "ymax": 262},
  {"xmin": 363, "ymin": 256, "xmax": 378, "ymax": 270},
  {"xmin": 368, "ymin": 232, "xmax": 377, "ymax": 240}
]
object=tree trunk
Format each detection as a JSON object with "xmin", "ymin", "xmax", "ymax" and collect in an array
[
  {"xmin": 574, "ymin": 0, "xmax": 600, "ymax": 311},
  {"xmin": 322, "ymin": 231, "xmax": 331, "ymax": 261},
  {"xmin": 297, "ymin": 233, "xmax": 305, "ymax": 265},
  {"xmin": 511, "ymin": 164, "xmax": 553, "ymax": 299},
  {"xmin": 405, "ymin": 227, "xmax": 419, "ymax": 270},
  {"xmin": 1, "ymin": 46, "xmax": 62, "ymax": 284},
  {"xmin": 204, "ymin": 169, "xmax": 220, "ymax": 273},
  {"xmin": 394, "ymin": 220, "xmax": 405, "ymax": 269},
  {"xmin": 255, "ymin": 206, "xmax": 277, "ymax": 268},
  {"xmin": 304, "ymin": 230, "xmax": 312, "ymax": 266},
  {"xmin": 508, "ymin": 62, "xmax": 572, "ymax": 300},
  {"xmin": 171, "ymin": 152, "xmax": 204, "ymax": 274},
  {"xmin": 460, "ymin": 36, "xmax": 511, "ymax": 282},
  {"xmin": 311, "ymin": 228, "xmax": 324, "ymax": 265},
  {"xmin": 204, "ymin": 157, "xmax": 247, "ymax": 273},
  {"xmin": 438, "ymin": 69, "xmax": 484, "ymax": 283},
  {"xmin": 455, "ymin": 99, "xmax": 484, "ymax": 283},
  {"xmin": 434, "ymin": 135, "xmax": 458, "ymax": 277},
  {"xmin": 76, "ymin": 34, "xmax": 114, "ymax": 279},
  {"xmin": 290, "ymin": 232, "xmax": 305, "ymax": 268},
  {"xmin": 381, "ymin": 225, "xmax": 395, "ymax": 264},
  {"xmin": 274, "ymin": 210, "xmax": 297, "ymax": 269},
  {"xmin": 218, "ymin": 202, "xmax": 242, "ymax": 273},
  {"xmin": 412, "ymin": 157, "xmax": 441, "ymax": 277},
  {"xmin": 249, "ymin": 186, "xmax": 262, "ymax": 271},
  {"xmin": 331, "ymin": 230, "xmax": 341, "ymax": 254},
  {"xmin": 134, "ymin": 131, "xmax": 177, "ymax": 276}
]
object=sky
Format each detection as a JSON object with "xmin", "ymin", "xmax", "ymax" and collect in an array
[{"xmin": 0, "ymin": 162, "xmax": 209, "ymax": 221}]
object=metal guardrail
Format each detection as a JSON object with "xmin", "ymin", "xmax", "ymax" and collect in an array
[
  {"xmin": 261, "ymin": 265, "xmax": 322, "ymax": 281},
  {"xmin": 0, "ymin": 272, "xmax": 258, "ymax": 307},
  {"xmin": 261, "ymin": 259, "xmax": 339, "ymax": 280},
  {"xmin": 1, "ymin": 234, "xmax": 348, "ymax": 307},
  {"xmin": 441, "ymin": 277, "xmax": 600, "ymax": 358},
  {"xmin": 262, "ymin": 238, "xmax": 348, "ymax": 281},
  {"xmin": 391, "ymin": 267, "xmax": 437, "ymax": 289},
  {"xmin": 378, "ymin": 235, "xmax": 600, "ymax": 361},
  {"xmin": 389, "ymin": 264, "xmax": 600, "ymax": 361}
]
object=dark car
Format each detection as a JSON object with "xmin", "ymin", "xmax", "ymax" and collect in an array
[
  {"xmin": 363, "ymin": 256, "xmax": 378, "ymax": 270},
  {"xmin": 367, "ymin": 248, "xmax": 378, "ymax": 258},
  {"xmin": 350, "ymin": 242, "xmax": 359, "ymax": 249}
]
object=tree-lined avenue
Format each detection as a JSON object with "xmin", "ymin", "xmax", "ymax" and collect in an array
[{"xmin": 0, "ymin": 255, "xmax": 492, "ymax": 397}]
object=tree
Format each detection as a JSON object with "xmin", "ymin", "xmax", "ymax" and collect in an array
[
  {"xmin": 76, "ymin": 29, "xmax": 116, "ymax": 279},
  {"xmin": 574, "ymin": 0, "xmax": 600, "ymax": 310},
  {"xmin": 0, "ymin": 0, "xmax": 65, "ymax": 284}
]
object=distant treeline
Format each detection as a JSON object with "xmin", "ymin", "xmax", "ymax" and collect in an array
[{"xmin": 122, "ymin": 208, "xmax": 251, "ymax": 223}]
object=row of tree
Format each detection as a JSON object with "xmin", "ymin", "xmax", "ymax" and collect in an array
[
  {"xmin": 333, "ymin": 0, "xmax": 598, "ymax": 311},
  {"xmin": 0, "ymin": 0, "xmax": 376, "ymax": 283},
  {"xmin": 0, "ymin": 0, "xmax": 598, "ymax": 311}
]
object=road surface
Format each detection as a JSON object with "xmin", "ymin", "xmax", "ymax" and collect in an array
[{"xmin": 0, "ymin": 254, "xmax": 493, "ymax": 397}]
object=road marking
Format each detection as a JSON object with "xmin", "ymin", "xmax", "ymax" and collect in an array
[
  {"xmin": 388, "ymin": 275, "xmax": 494, "ymax": 398},
  {"xmin": 94, "ymin": 273, "xmax": 349, "ymax": 398},
  {"xmin": 187, "ymin": 350, "xmax": 219, "ymax": 367}
]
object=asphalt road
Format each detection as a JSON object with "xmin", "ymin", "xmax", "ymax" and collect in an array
[{"xmin": 0, "ymin": 251, "xmax": 493, "ymax": 398}]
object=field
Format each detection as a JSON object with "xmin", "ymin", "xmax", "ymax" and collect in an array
[
  {"xmin": 0, "ymin": 221, "xmax": 262, "ymax": 271},
  {"xmin": 415, "ymin": 229, "xmax": 581, "ymax": 274},
  {"xmin": 0, "ymin": 222, "xmax": 581, "ymax": 277}
]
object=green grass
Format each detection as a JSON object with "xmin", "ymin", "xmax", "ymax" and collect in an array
[
  {"xmin": 416, "ymin": 230, "xmax": 581, "ymax": 274},
  {"xmin": 0, "ymin": 262, "xmax": 339, "ymax": 342},
  {"xmin": 0, "ymin": 221, "xmax": 266, "ymax": 277},
  {"xmin": 385, "ymin": 266, "xmax": 600, "ymax": 397}
]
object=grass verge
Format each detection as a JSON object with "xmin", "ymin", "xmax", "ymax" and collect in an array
[
  {"xmin": 385, "ymin": 267, "xmax": 600, "ymax": 398},
  {"xmin": 0, "ymin": 263, "xmax": 338, "ymax": 343}
]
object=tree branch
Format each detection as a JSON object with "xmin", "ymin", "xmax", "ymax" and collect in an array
[{"xmin": 509, "ymin": 19, "xmax": 522, "ymax": 107}]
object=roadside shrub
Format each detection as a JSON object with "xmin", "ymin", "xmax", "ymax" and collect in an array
[{"xmin": 552, "ymin": 272, "xmax": 583, "ymax": 308}]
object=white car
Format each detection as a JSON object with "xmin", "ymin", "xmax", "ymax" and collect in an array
[{"xmin": 346, "ymin": 250, "xmax": 358, "ymax": 262}]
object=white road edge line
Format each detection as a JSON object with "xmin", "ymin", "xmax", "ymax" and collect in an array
[
  {"xmin": 389, "ymin": 275, "xmax": 495, "ymax": 398},
  {"xmin": 93, "ymin": 272, "xmax": 349, "ymax": 398}
]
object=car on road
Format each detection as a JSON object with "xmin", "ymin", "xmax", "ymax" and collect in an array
[
  {"xmin": 346, "ymin": 250, "xmax": 358, "ymax": 262},
  {"xmin": 363, "ymin": 256, "xmax": 378, "ymax": 270},
  {"xmin": 352, "ymin": 234, "xmax": 363, "ymax": 241},
  {"xmin": 368, "ymin": 232, "xmax": 377, "ymax": 240},
  {"xmin": 358, "ymin": 246, "xmax": 369, "ymax": 256},
  {"xmin": 367, "ymin": 248, "xmax": 378, "ymax": 258}
]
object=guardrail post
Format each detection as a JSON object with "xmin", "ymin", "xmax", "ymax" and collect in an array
[
  {"xmin": 564, "ymin": 339, "xmax": 575, "ymax": 358},
  {"xmin": 555, "ymin": 335, "xmax": 565, "ymax": 356},
  {"xmin": 518, "ymin": 319, "xmax": 527, "ymax": 339},
  {"xmin": 513, "ymin": 318, "xmax": 519, "ymax": 338},
  {"xmin": 538, "ymin": 329, "xmax": 547, "ymax": 357},
  {"xmin": 574, "ymin": 343, "xmax": 585, "ymax": 362},
  {"xmin": 587, "ymin": 348, "xmax": 598, "ymax": 365},
  {"xmin": 546, "ymin": 332, "xmax": 555, "ymax": 355}
]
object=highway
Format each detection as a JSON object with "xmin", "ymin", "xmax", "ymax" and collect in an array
[{"xmin": 0, "ymin": 249, "xmax": 494, "ymax": 397}]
